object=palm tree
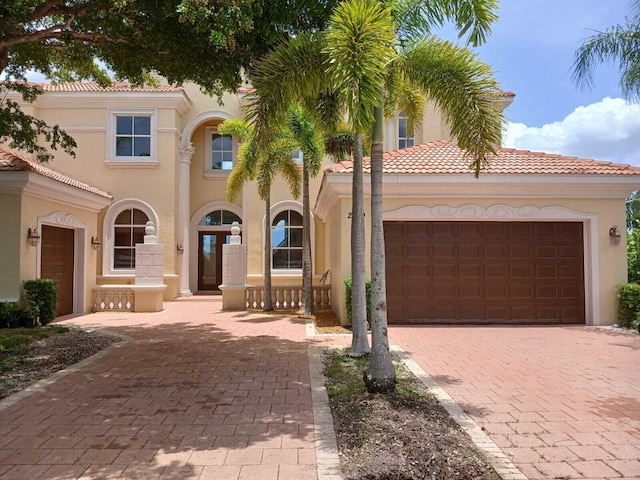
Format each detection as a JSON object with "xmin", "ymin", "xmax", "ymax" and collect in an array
[
  {"xmin": 219, "ymin": 119, "xmax": 301, "ymax": 311},
  {"xmin": 246, "ymin": 0, "xmax": 503, "ymax": 381},
  {"xmin": 572, "ymin": 0, "xmax": 640, "ymax": 99},
  {"xmin": 247, "ymin": 1, "xmax": 395, "ymax": 357},
  {"xmin": 285, "ymin": 106, "xmax": 325, "ymax": 315}
]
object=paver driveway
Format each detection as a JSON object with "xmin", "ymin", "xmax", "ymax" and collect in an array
[
  {"xmin": 390, "ymin": 325, "xmax": 640, "ymax": 479},
  {"xmin": 0, "ymin": 301, "xmax": 326, "ymax": 480}
]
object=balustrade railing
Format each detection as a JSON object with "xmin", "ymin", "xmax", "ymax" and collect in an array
[
  {"xmin": 93, "ymin": 287, "xmax": 135, "ymax": 312},
  {"xmin": 246, "ymin": 285, "xmax": 330, "ymax": 310}
]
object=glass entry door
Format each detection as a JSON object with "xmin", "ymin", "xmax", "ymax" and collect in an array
[{"xmin": 198, "ymin": 231, "xmax": 231, "ymax": 291}]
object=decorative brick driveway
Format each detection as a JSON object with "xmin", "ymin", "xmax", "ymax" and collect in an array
[
  {"xmin": 0, "ymin": 301, "xmax": 333, "ymax": 480},
  {"xmin": 389, "ymin": 325, "xmax": 640, "ymax": 479}
]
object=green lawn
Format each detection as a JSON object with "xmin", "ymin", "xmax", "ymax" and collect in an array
[{"xmin": 0, "ymin": 326, "xmax": 68, "ymax": 351}]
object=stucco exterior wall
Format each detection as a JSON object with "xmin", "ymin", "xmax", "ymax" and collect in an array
[
  {"xmin": 0, "ymin": 194, "xmax": 23, "ymax": 301},
  {"xmin": 326, "ymin": 193, "xmax": 628, "ymax": 326}
]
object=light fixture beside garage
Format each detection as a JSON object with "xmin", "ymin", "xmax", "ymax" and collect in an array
[
  {"xmin": 91, "ymin": 236, "xmax": 101, "ymax": 250},
  {"xmin": 609, "ymin": 225, "xmax": 621, "ymax": 245},
  {"xmin": 27, "ymin": 227, "xmax": 40, "ymax": 247}
]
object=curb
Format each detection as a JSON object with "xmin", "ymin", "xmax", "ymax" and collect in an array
[{"xmin": 307, "ymin": 345, "xmax": 344, "ymax": 480}]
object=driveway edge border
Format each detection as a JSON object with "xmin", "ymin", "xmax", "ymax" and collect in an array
[
  {"xmin": 308, "ymin": 345, "xmax": 344, "ymax": 480},
  {"xmin": 391, "ymin": 345, "xmax": 528, "ymax": 480},
  {"xmin": 0, "ymin": 328, "xmax": 129, "ymax": 413}
]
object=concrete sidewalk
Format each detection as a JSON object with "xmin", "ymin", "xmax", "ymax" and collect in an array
[{"xmin": 0, "ymin": 300, "xmax": 340, "ymax": 480}]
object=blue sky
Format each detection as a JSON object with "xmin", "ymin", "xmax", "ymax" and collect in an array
[{"xmin": 442, "ymin": 0, "xmax": 640, "ymax": 165}]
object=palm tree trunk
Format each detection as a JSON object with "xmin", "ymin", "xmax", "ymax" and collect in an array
[
  {"xmin": 349, "ymin": 132, "xmax": 370, "ymax": 357},
  {"xmin": 364, "ymin": 104, "xmax": 395, "ymax": 392},
  {"xmin": 264, "ymin": 193, "xmax": 274, "ymax": 311},
  {"xmin": 302, "ymin": 164, "xmax": 313, "ymax": 315}
]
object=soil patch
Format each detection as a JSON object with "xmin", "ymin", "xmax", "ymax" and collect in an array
[
  {"xmin": 0, "ymin": 327, "xmax": 120, "ymax": 400},
  {"xmin": 323, "ymin": 349, "xmax": 500, "ymax": 480}
]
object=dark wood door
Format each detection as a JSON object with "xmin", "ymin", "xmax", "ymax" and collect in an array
[
  {"xmin": 198, "ymin": 231, "xmax": 231, "ymax": 291},
  {"xmin": 41, "ymin": 225, "xmax": 75, "ymax": 316},
  {"xmin": 385, "ymin": 221, "xmax": 585, "ymax": 325}
]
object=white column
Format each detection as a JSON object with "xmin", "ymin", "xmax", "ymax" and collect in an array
[{"xmin": 178, "ymin": 142, "xmax": 195, "ymax": 296}]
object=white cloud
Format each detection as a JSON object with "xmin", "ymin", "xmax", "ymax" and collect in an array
[{"xmin": 503, "ymin": 97, "xmax": 640, "ymax": 166}]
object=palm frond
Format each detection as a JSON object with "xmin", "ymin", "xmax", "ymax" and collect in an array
[
  {"xmin": 323, "ymin": 0, "xmax": 396, "ymax": 133},
  {"xmin": 246, "ymin": 33, "xmax": 328, "ymax": 143},
  {"xmin": 572, "ymin": 24, "xmax": 640, "ymax": 98},
  {"xmin": 286, "ymin": 105, "xmax": 325, "ymax": 177},
  {"xmin": 402, "ymin": 37, "xmax": 503, "ymax": 176},
  {"xmin": 392, "ymin": 0, "xmax": 498, "ymax": 47},
  {"xmin": 217, "ymin": 118, "xmax": 254, "ymax": 142}
]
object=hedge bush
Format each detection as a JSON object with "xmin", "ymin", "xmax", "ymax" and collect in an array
[
  {"xmin": 23, "ymin": 279, "xmax": 58, "ymax": 325},
  {"xmin": 344, "ymin": 278, "xmax": 371, "ymax": 326},
  {"xmin": 616, "ymin": 283, "xmax": 640, "ymax": 328}
]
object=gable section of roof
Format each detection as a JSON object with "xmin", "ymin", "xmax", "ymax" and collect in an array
[
  {"xmin": 324, "ymin": 141, "xmax": 640, "ymax": 176},
  {"xmin": 0, "ymin": 148, "xmax": 112, "ymax": 198}
]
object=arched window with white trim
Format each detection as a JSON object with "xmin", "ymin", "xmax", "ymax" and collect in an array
[
  {"xmin": 272, "ymin": 210, "xmax": 303, "ymax": 270},
  {"xmin": 102, "ymin": 199, "xmax": 159, "ymax": 276}
]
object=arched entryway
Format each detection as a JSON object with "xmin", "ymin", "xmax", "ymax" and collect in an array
[{"xmin": 190, "ymin": 204, "xmax": 242, "ymax": 293}]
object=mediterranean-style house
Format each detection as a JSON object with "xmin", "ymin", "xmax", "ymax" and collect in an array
[{"xmin": 1, "ymin": 81, "xmax": 639, "ymax": 326}]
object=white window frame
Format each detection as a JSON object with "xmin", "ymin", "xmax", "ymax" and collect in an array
[
  {"xmin": 102, "ymin": 199, "xmax": 159, "ymax": 277},
  {"xmin": 204, "ymin": 126, "xmax": 236, "ymax": 176},
  {"xmin": 106, "ymin": 109, "xmax": 158, "ymax": 166},
  {"xmin": 291, "ymin": 148, "xmax": 304, "ymax": 164},
  {"xmin": 398, "ymin": 111, "xmax": 415, "ymax": 150}
]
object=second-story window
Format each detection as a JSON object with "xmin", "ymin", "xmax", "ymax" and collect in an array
[
  {"xmin": 107, "ymin": 109, "xmax": 157, "ymax": 165},
  {"xmin": 205, "ymin": 126, "xmax": 235, "ymax": 173},
  {"xmin": 116, "ymin": 116, "xmax": 151, "ymax": 157},
  {"xmin": 398, "ymin": 112, "xmax": 415, "ymax": 149}
]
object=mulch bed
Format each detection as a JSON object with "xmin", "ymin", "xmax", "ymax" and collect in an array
[{"xmin": 324, "ymin": 350, "xmax": 501, "ymax": 480}]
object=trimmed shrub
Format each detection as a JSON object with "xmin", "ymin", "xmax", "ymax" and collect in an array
[
  {"xmin": 616, "ymin": 283, "xmax": 640, "ymax": 328},
  {"xmin": 23, "ymin": 279, "xmax": 58, "ymax": 325},
  {"xmin": 0, "ymin": 302, "xmax": 20, "ymax": 327},
  {"xmin": 627, "ymin": 228, "xmax": 640, "ymax": 283},
  {"xmin": 344, "ymin": 278, "xmax": 371, "ymax": 326}
]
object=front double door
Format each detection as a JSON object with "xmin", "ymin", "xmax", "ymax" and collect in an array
[{"xmin": 197, "ymin": 231, "xmax": 232, "ymax": 291}]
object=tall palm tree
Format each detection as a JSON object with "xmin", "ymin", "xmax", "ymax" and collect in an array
[
  {"xmin": 572, "ymin": 0, "xmax": 640, "ymax": 99},
  {"xmin": 219, "ymin": 119, "xmax": 301, "ymax": 311},
  {"xmin": 246, "ymin": 0, "xmax": 503, "ymax": 382},
  {"xmin": 285, "ymin": 106, "xmax": 325, "ymax": 315}
]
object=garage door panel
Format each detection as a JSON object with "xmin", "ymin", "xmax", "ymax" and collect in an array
[
  {"xmin": 385, "ymin": 220, "xmax": 584, "ymax": 324},
  {"xmin": 511, "ymin": 265, "xmax": 533, "ymax": 279},
  {"xmin": 510, "ymin": 245, "xmax": 533, "ymax": 259},
  {"xmin": 485, "ymin": 284, "xmax": 508, "ymax": 299},
  {"xmin": 536, "ymin": 265, "xmax": 558, "ymax": 279},
  {"xmin": 459, "ymin": 265, "xmax": 482, "ymax": 279},
  {"xmin": 485, "ymin": 265, "xmax": 508, "ymax": 279},
  {"xmin": 511, "ymin": 284, "xmax": 534, "ymax": 299},
  {"xmin": 536, "ymin": 285, "xmax": 558, "ymax": 299}
]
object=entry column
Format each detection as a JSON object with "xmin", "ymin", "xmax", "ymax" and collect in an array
[{"xmin": 178, "ymin": 142, "xmax": 195, "ymax": 296}]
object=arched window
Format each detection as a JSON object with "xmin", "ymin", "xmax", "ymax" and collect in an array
[
  {"xmin": 272, "ymin": 210, "xmax": 303, "ymax": 269},
  {"xmin": 113, "ymin": 208, "xmax": 149, "ymax": 269},
  {"xmin": 102, "ymin": 199, "xmax": 158, "ymax": 276},
  {"xmin": 198, "ymin": 210, "xmax": 242, "ymax": 226}
]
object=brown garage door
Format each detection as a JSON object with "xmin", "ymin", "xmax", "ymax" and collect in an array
[
  {"xmin": 385, "ymin": 221, "xmax": 585, "ymax": 324},
  {"xmin": 41, "ymin": 225, "xmax": 75, "ymax": 316}
]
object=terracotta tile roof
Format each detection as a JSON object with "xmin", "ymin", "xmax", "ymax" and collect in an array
[
  {"xmin": 26, "ymin": 81, "xmax": 184, "ymax": 93},
  {"xmin": 0, "ymin": 148, "xmax": 112, "ymax": 198},
  {"xmin": 324, "ymin": 141, "xmax": 640, "ymax": 176},
  {"xmin": 496, "ymin": 91, "xmax": 516, "ymax": 97}
]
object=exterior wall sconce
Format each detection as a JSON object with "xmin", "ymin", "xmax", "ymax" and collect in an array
[
  {"xmin": 177, "ymin": 244, "xmax": 184, "ymax": 254},
  {"xmin": 27, "ymin": 227, "xmax": 40, "ymax": 247},
  {"xmin": 91, "ymin": 236, "xmax": 101, "ymax": 250},
  {"xmin": 609, "ymin": 225, "xmax": 621, "ymax": 245}
]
